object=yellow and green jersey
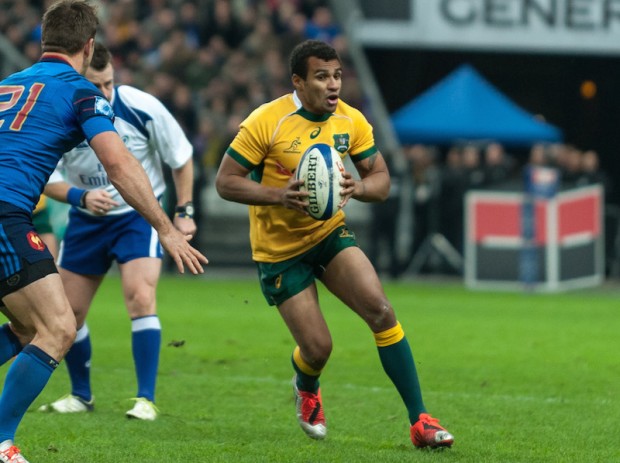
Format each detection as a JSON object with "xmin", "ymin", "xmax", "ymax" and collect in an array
[
  {"xmin": 33, "ymin": 195, "xmax": 47, "ymax": 214},
  {"xmin": 226, "ymin": 92, "xmax": 377, "ymax": 263}
]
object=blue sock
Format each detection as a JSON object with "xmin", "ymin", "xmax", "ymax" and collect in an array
[
  {"xmin": 0, "ymin": 345, "xmax": 58, "ymax": 442},
  {"xmin": 0, "ymin": 324, "xmax": 23, "ymax": 365},
  {"xmin": 131, "ymin": 316, "xmax": 161, "ymax": 403},
  {"xmin": 64, "ymin": 324, "xmax": 92, "ymax": 402}
]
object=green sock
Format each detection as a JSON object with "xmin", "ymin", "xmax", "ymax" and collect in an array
[
  {"xmin": 291, "ymin": 355, "xmax": 320, "ymax": 393},
  {"xmin": 377, "ymin": 336, "xmax": 426, "ymax": 423}
]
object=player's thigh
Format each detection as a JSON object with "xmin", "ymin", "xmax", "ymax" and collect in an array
[
  {"xmin": 118, "ymin": 257, "xmax": 161, "ymax": 316},
  {"xmin": 277, "ymin": 283, "xmax": 332, "ymax": 359},
  {"xmin": 59, "ymin": 267, "xmax": 104, "ymax": 325},
  {"xmin": 321, "ymin": 247, "xmax": 396, "ymax": 332}
]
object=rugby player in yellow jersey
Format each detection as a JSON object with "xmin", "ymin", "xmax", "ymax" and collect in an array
[{"xmin": 215, "ymin": 39, "xmax": 454, "ymax": 449}]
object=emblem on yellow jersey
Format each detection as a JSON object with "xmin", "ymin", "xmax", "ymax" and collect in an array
[
  {"xmin": 333, "ymin": 134, "xmax": 350, "ymax": 153},
  {"xmin": 310, "ymin": 127, "xmax": 321, "ymax": 139},
  {"xmin": 284, "ymin": 137, "xmax": 302, "ymax": 153},
  {"xmin": 275, "ymin": 274, "xmax": 283, "ymax": 289},
  {"xmin": 339, "ymin": 228, "xmax": 354, "ymax": 239}
]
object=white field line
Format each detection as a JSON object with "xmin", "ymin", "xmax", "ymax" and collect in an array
[{"xmin": 209, "ymin": 374, "xmax": 614, "ymax": 407}]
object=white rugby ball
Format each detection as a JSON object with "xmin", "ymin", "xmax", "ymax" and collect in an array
[{"xmin": 296, "ymin": 143, "xmax": 345, "ymax": 220}]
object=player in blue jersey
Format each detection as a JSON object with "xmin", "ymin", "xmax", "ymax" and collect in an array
[
  {"xmin": 0, "ymin": 2, "xmax": 207, "ymax": 462},
  {"xmin": 40, "ymin": 42, "xmax": 197, "ymax": 421}
]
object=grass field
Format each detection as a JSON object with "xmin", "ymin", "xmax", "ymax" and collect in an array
[{"xmin": 1, "ymin": 274, "xmax": 618, "ymax": 462}]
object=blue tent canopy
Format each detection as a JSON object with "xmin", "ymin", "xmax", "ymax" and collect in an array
[{"xmin": 391, "ymin": 64, "xmax": 562, "ymax": 146}]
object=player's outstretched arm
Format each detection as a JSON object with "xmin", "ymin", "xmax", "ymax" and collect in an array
[
  {"xmin": 89, "ymin": 131, "xmax": 208, "ymax": 274},
  {"xmin": 45, "ymin": 181, "xmax": 120, "ymax": 216},
  {"xmin": 215, "ymin": 153, "xmax": 309, "ymax": 212}
]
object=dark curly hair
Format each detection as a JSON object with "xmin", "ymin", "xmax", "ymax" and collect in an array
[{"xmin": 289, "ymin": 40, "xmax": 340, "ymax": 80}]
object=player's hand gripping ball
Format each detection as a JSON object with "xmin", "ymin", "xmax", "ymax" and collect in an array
[{"xmin": 295, "ymin": 143, "xmax": 345, "ymax": 220}]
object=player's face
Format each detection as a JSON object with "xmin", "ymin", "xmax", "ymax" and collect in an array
[
  {"xmin": 294, "ymin": 57, "xmax": 342, "ymax": 115},
  {"xmin": 85, "ymin": 63, "xmax": 115, "ymax": 101}
]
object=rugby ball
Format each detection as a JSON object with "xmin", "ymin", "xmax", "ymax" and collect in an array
[{"xmin": 296, "ymin": 143, "xmax": 345, "ymax": 220}]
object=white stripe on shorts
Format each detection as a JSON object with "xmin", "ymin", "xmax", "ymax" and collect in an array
[{"xmin": 149, "ymin": 226, "xmax": 159, "ymax": 257}]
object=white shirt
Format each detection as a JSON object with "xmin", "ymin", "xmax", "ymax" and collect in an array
[{"xmin": 49, "ymin": 85, "xmax": 193, "ymax": 215}]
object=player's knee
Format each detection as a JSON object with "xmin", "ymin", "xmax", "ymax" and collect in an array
[
  {"xmin": 303, "ymin": 339, "xmax": 332, "ymax": 369},
  {"xmin": 58, "ymin": 324, "xmax": 77, "ymax": 355},
  {"xmin": 365, "ymin": 300, "xmax": 396, "ymax": 332},
  {"xmin": 35, "ymin": 317, "xmax": 76, "ymax": 359},
  {"xmin": 125, "ymin": 288, "xmax": 156, "ymax": 315},
  {"xmin": 52, "ymin": 313, "xmax": 77, "ymax": 352}
]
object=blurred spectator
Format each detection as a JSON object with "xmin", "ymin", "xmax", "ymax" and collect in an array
[
  {"xmin": 185, "ymin": 46, "xmax": 221, "ymax": 92},
  {"xmin": 558, "ymin": 144, "xmax": 583, "ymax": 187},
  {"xmin": 0, "ymin": 0, "xmax": 39, "ymax": 49},
  {"xmin": 461, "ymin": 143, "xmax": 485, "ymax": 189},
  {"xmin": 157, "ymin": 27, "xmax": 197, "ymax": 78},
  {"xmin": 279, "ymin": 11, "xmax": 308, "ymax": 58},
  {"xmin": 406, "ymin": 145, "xmax": 441, "ymax": 271},
  {"xmin": 367, "ymin": 156, "xmax": 402, "ymax": 279},
  {"xmin": 304, "ymin": 6, "xmax": 341, "ymax": 43},
  {"xmin": 241, "ymin": 13, "xmax": 281, "ymax": 58},
  {"xmin": 194, "ymin": 116, "xmax": 228, "ymax": 181},
  {"xmin": 170, "ymin": 83, "xmax": 199, "ymax": 140},
  {"xmin": 575, "ymin": 149, "xmax": 617, "ymax": 276},
  {"xmin": 103, "ymin": 1, "xmax": 139, "ymax": 59},
  {"xmin": 178, "ymin": 1, "xmax": 202, "ymax": 49},
  {"xmin": 483, "ymin": 142, "xmax": 515, "ymax": 186},
  {"xmin": 439, "ymin": 146, "xmax": 467, "ymax": 256},
  {"xmin": 201, "ymin": 0, "xmax": 249, "ymax": 49},
  {"xmin": 141, "ymin": 6, "xmax": 181, "ymax": 51},
  {"xmin": 577, "ymin": 149, "xmax": 612, "ymax": 193},
  {"xmin": 529, "ymin": 142, "xmax": 551, "ymax": 166}
]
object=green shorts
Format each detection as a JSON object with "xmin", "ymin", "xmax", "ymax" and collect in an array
[
  {"xmin": 256, "ymin": 226, "xmax": 358, "ymax": 306},
  {"xmin": 32, "ymin": 207, "xmax": 54, "ymax": 234}
]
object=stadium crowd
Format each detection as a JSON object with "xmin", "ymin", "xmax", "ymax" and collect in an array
[{"xmin": 0, "ymin": 0, "xmax": 358, "ymax": 236}]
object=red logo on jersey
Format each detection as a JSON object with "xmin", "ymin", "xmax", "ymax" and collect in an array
[
  {"xmin": 27, "ymin": 231, "xmax": 46, "ymax": 251},
  {"xmin": 275, "ymin": 160, "xmax": 293, "ymax": 177}
]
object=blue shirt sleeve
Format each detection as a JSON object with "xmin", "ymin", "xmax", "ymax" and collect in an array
[{"xmin": 73, "ymin": 88, "xmax": 117, "ymax": 141}]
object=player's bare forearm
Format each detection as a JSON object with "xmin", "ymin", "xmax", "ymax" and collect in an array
[
  {"xmin": 217, "ymin": 172, "xmax": 289, "ymax": 205},
  {"xmin": 171, "ymin": 158, "xmax": 194, "ymax": 205},
  {"xmin": 44, "ymin": 181, "xmax": 70, "ymax": 203},
  {"xmin": 215, "ymin": 154, "xmax": 303, "ymax": 207},
  {"xmin": 109, "ymin": 161, "xmax": 170, "ymax": 229},
  {"xmin": 171, "ymin": 159, "xmax": 197, "ymax": 236},
  {"xmin": 90, "ymin": 132, "xmax": 168, "ymax": 230},
  {"xmin": 349, "ymin": 153, "xmax": 390, "ymax": 202}
]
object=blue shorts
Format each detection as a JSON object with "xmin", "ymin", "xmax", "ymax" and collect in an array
[
  {"xmin": 0, "ymin": 201, "xmax": 57, "ymax": 298},
  {"xmin": 58, "ymin": 208, "xmax": 163, "ymax": 275}
]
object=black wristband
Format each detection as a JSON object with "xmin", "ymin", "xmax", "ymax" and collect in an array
[{"xmin": 79, "ymin": 190, "xmax": 89, "ymax": 208}]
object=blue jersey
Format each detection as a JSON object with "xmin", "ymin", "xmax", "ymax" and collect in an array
[{"xmin": 0, "ymin": 53, "xmax": 116, "ymax": 213}]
